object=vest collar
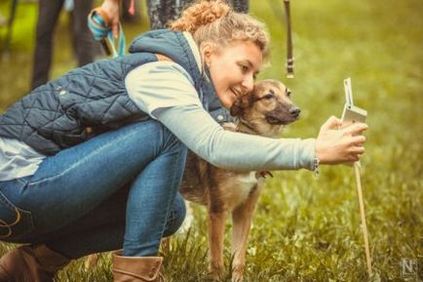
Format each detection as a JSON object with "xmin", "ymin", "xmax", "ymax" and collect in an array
[{"xmin": 182, "ymin": 32, "xmax": 202, "ymax": 75}]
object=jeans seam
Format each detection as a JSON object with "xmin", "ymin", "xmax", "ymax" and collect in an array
[
  {"xmin": 16, "ymin": 177, "xmax": 29, "ymax": 186},
  {"xmin": 0, "ymin": 191, "xmax": 35, "ymax": 239},
  {"xmin": 0, "ymin": 191, "xmax": 34, "ymax": 216},
  {"xmin": 159, "ymin": 147, "xmax": 186, "ymax": 239}
]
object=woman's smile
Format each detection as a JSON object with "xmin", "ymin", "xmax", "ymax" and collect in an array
[{"xmin": 203, "ymin": 40, "xmax": 263, "ymax": 108}]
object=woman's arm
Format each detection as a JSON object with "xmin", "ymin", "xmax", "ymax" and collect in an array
[
  {"xmin": 155, "ymin": 104, "xmax": 317, "ymax": 171},
  {"xmin": 126, "ymin": 61, "xmax": 316, "ymax": 171},
  {"xmin": 125, "ymin": 61, "xmax": 366, "ymax": 171}
]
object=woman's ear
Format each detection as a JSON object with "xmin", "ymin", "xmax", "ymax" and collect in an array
[{"xmin": 200, "ymin": 42, "xmax": 216, "ymax": 67}]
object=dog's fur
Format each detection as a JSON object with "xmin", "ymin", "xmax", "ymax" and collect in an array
[{"xmin": 180, "ymin": 79, "xmax": 300, "ymax": 281}]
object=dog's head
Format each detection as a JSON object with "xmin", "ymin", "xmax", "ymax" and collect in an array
[{"xmin": 229, "ymin": 79, "xmax": 300, "ymax": 137}]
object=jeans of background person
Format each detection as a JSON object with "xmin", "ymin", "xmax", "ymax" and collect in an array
[
  {"xmin": 31, "ymin": 0, "xmax": 99, "ymax": 89},
  {"xmin": 0, "ymin": 120, "xmax": 188, "ymax": 258},
  {"xmin": 147, "ymin": 0, "xmax": 248, "ymax": 29}
]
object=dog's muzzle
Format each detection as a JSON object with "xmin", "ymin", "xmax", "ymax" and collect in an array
[{"xmin": 265, "ymin": 106, "xmax": 301, "ymax": 125}]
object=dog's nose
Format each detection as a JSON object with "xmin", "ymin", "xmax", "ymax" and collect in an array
[{"xmin": 289, "ymin": 107, "xmax": 301, "ymax": 118}]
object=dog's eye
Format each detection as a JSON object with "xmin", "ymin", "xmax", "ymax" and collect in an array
[
  {"xmin": 260, "ymin": 89, "xmax": 275, "ymax": 100},
  {"xmin": 262, "ymin": 94, "xmax": 274, "ymax": 100}
]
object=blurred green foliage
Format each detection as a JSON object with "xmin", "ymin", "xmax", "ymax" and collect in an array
[{"xmin": 0, "ymin": 0, "xmax": 422, "ymax": 280}]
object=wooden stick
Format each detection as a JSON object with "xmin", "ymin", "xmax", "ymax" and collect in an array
[{"xmin": 354, "ymin": 162, "xmax": 372, "ymax": 276}]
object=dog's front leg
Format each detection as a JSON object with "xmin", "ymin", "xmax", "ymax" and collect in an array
[
  {"xmin": 208, "ymin": 210, "xmax": 228, "ymax": 280},
  {"xmin": 231, "ymin": 185, "xmax": 262, "ymax": 282}
]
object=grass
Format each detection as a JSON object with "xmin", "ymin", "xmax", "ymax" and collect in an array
[{"xmin": 1, "ymin": 0, "xmax": 422, "ymax": 281}]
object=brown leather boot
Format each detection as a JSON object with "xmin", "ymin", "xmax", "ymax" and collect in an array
[
  {"xmin": 112, "ymin": 251, "xmax": 164, "ymax": 282},
  {"xmin": 0, "ymin": 244, "xmax": 70, "ymax": 282}
]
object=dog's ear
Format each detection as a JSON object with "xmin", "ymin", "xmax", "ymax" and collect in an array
[
  {"xmin": 230, "ymin": 99, "xmax": 243, "ymax": 117},
  {"xmin": 230, "ymin": 94, "xmax": 252, "ymax": 117}
]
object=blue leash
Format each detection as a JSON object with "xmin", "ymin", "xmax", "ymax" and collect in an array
[{"xmin": 88, "ymin": 8, "xmax": 126, "ymax": 57}]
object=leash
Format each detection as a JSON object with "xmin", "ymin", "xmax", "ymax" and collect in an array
[
  {"xmin": 0, "ymin": 206, "xmax": 21, "ymax": 238},
  {"xmin": 87, "ymin": 7, "xmax": 126, "ymax": 57},
  {"xmin": 265, "ymin": 0, "xmax": 294, "ymax": 78},
  {"xmin": 283, "ymin": 0, "xmax": 294, "ymax": 78},
  {"xmin": 353, "ymin": 161, "xmax": 372, "ymax": 276}
]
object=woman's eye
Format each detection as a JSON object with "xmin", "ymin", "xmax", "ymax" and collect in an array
[{"xmin": 239, "ymin": 64, "xmax": 249, "ymax": 73}]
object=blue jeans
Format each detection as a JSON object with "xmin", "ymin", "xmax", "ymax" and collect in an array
[{"xmin": 0, "ymin": 120, "xmax": 187, "ymax": 258}]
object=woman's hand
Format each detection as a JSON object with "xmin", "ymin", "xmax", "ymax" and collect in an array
[
  {"xmin": 315, "ymin": 116, "xmax": 368, "ymax": 165},
  {"xmin": 100, "ymin": 0, "xmax": 120, "ymax": 38}
]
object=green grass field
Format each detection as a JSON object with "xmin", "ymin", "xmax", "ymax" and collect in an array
[{"xmin": 0, "ymin": 0, "xmax": 422, "ymax": 281}]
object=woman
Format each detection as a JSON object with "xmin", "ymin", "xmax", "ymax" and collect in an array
[{"xmin": 0, "ymin": 1, "xmax": 367, "ymax": 281}]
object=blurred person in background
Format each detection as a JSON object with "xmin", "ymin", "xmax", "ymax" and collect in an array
[
  {"xmin": 101, "ymin": 0, "xmax": 248, "ymax": 37},
  {"xmin": 147, "ymin": 0, "xmax": 248, "ymax": 29},
  {"xmin": 31, "ymin": 0, "xmax": 99, "ymax": 89}
]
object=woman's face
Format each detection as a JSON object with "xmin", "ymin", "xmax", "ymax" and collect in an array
[{"xmin": 203, "ymin": 40, "xmax": 263, "ymax": 108}]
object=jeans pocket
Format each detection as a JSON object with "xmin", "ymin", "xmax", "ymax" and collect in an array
[{"xmin": 0, "ymin": 191, "xmax": 35, "ymax": 240}]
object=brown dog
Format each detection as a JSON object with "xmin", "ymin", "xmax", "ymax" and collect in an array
[{"xmin": 180, "ymin": 79, "xmax": 300, "ymax": 281}]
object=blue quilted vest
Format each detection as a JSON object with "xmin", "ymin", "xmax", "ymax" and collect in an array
[{"xmin": 0, "ymin": 30, "xmax": 232, "ymax": 155}]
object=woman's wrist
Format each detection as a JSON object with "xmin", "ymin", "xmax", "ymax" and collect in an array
[{"xmin": 312, "ymin": 156, "xmax": 320, "ymax": 173}]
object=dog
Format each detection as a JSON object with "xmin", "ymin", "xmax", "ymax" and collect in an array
[{"xmin": 180, "ymin": 79, "xmax": 301, "ymax": 281}]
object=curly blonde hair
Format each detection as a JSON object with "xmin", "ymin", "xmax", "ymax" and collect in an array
[{"xmin": 170, "ymin": 0, "xmax": 270, "ymax": 58}]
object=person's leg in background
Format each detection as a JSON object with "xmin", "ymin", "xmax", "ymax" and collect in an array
[
  {"xmin": 71, "ymin": 0, "xmax": 99, "ymax": 67},
  {"xmin": 146, "ymin": 0, "xmax": 248, "ymax": 30},
  {"xmin": 146, "ymin": 0, "xmax": 193, "ymax": 30},
  {"xmin": 231, "ymin": 0, "xmax": 249, "ymax": 13},
  {"xmin": 31, "ymin": 0, "xmax": 64, "ymax": 89}
]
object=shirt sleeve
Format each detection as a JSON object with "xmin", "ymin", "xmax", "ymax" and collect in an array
[
  {"xmin": 156, "ymin": 105, "xmax": 316, "ymax": 171},
  {"xmin": 125, "ymin": 61, "xmax": 203, "ymax": 119},
  {"xmin": 125, "ymin": 61, "xmax": 316, "ymax": 171}
]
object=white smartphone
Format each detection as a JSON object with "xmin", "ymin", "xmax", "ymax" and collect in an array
[{"xmin": 341, "ymin": 78, "xmax": 367, "ymax": 126}]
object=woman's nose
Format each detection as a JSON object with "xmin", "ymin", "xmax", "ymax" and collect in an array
[{"xmin": 242, "ymin": 75, "xmax": 254, "ymax": 92}]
